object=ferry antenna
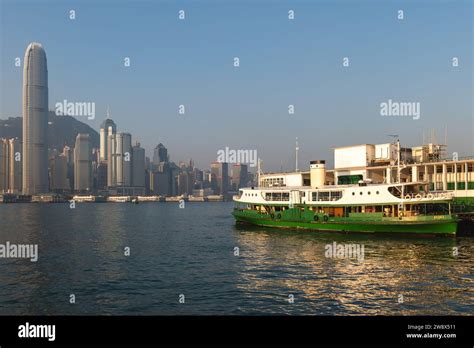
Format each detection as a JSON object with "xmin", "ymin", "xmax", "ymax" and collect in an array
[{"xmin": 295, "ymin": 137, "xmax": 299, "ymax": 172}]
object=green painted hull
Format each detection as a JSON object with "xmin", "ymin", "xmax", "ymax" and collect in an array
[{"xmin": 232, "ymin": 209, "xmax": 458, "ymax": 236}]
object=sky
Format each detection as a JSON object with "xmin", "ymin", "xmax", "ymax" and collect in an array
[{"xmin": 0, "ymin": 0, "xmax": 472, "ymax": 172}]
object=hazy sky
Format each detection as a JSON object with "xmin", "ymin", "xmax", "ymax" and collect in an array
[{"xmin": 1, "ymin": 0, "xmax": 472, "ymax": 172}]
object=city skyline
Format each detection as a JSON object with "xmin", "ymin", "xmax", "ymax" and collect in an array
[
  {"xmin": 1, "ymin": 0, "xmax": 472, "ymax": 172},
  {"xmin": 3, "ymin": 38, "xmax": 250, "ymax": 198}
]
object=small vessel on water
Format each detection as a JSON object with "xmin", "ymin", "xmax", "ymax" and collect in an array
[{"xmin": 232, "ymin": 181, "xmax": 458, "ymax": 236}]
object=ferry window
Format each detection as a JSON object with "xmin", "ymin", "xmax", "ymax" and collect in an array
[
  {"xmin": 352, "ymin": 192, "xmax": 355, "ymax": 196},
  {"xmin": 271, "ymin": 192, "xmax": 283, "ymax": 201},
  {"xmin": 376, "ymin": 191, "xmax": 379, "ymax": 194},
  {"xmin": 331, "ymin": 191, "xmax": 343, "ymax": 200},
  {"xmin": 360, "ymin": 192, "xmax": 363, "ymax": 195},
  {"xmin": 319, "ymin": 192, "xmax": 330, "ymax": 201},
  {"xmin": 312, "ymin": 192, "xmax": 318, "ymax": 201},
  {"xmin": 282, "ymin": 192, "xmax": 289, "ymax": 200},
  {"xmin": 368, "ymin": 191, "xmax": 371, "ymax": 195}
]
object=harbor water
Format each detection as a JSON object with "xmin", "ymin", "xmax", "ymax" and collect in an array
[{"xmin": 0, "ymin": 202, "xmax": 472, "ymax": 315}]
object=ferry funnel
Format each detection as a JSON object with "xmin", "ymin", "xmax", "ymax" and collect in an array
[{"xmin": 310, "ymin": 160, "xmax": 326, "ymax": 188}]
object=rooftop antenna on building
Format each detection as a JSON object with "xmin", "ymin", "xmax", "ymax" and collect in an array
[
  {"xmin": 444, "ymin": 124, "xmax": 448, "ymax": 149},
  {"xmin": 106, "ymin": 105, "xmax": 110, "ymax": 119},
  {"xmin": 295, "ymin": 137, "xmax": 299, "ymax": 172}
]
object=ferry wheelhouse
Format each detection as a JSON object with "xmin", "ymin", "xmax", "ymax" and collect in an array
[{"xmin": 232, "ymin": 182, "xmax": 458, "ymax": 235}]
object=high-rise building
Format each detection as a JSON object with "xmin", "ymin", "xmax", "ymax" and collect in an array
[
  {"xmin": 0, "ymin": 139, "xmax": 8, "ymax": 192},
  {"xmin": 150, "ymin": 171, "xmax": 171, "ymax": 196},
  {"xmin": 96, "ymin": 162, "xmax": 108, "ymax": 191},
  {"xmin": 99, "ymin": 118, "xmax": 116, "ymax": 161},
  {"xmin": 145, "ymin": 156, "xmax": 151, "ymax": 171},
  {"xmin": 117, "ymin": 133, "xmax": 132, "ymax": 187},
  {"xmin": 50, "ymin": 154, "xmax": 69, "ymax": 192},
  {"xmin": 211, "ymin": 162, "xmax": 229, "ymax": 196},
  {"xmin": 0, "ymin": 138, "xmax": 23, "ymax": 193},
  {"xmin": 153, "ymin": 143, "xmax": 168, "ymax": 165},
  {"xmin": 107, "ymin": 134, "xmax": 115, "ymax": 187},
  {"xmin": 177, "ymin": 171, "xmax": 195, "ymax": 195},
  {"xmin": 62, "ymin": 145, "xmax": 74, "ymax": 191},
  {"xmin": 132, "ymin": 142, "xmax": 145, "ymax": 188},
  {"xmin": 153, "ymin": 161, "xmax": 173, "ymax": 195},
  {"xmin": 7, "ymin": 138, "xmax": 22, "ymax": 193},
  {"xmin": 108, "ymin": 132, "xmax": 132, "ymax": 187},
  {"xmin": 74, "ymin": 134, "xmax": 92, "ymax": 192},
  {"xmin": 22, "ymin": 42, "xmax": 49, "ymax": 194},
  {"xmin": 231, "ymin": 163, "xmax": 248, "ymax": 190}
]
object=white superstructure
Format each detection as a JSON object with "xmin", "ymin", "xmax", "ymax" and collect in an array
[{"xmin": 235, "ymin": 183, "xmax": 453, "ymax": 207}]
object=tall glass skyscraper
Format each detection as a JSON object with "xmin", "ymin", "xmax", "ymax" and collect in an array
[
  {"xmin": 22, "ymin": 42, "xmax": 48, "ymax": 194},
  {"xmin": 74, "ymin": 133, "xmax": 92, "ymax": 192},
  {"xmin": 100, "ymin": 118, "xmax": 116, "ymax": 162}
]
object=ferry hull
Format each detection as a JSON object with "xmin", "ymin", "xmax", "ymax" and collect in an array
[{"xmin": 232, "ymin": 211, "xmax": 457, "ymax": 236}]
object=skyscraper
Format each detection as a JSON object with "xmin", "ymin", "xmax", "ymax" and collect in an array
[
  {"xmin": 100, "ymin": 117, "xmax": 116, "ymax": 161},
  {"xmin": 62, "ymin": 145, "xmax": 74, "ymax": 191},
  {"xmin": 74, "ymin": 134, "xmax": 92, "ymax": 192},
  {"xmin": 8, "ymin": 138, "xmax": 22, "ymax": 193},
  {"xmin": 132, "ymin": 142, "xmax": 145, "ymax": 188},
  {"xmin": 0, "ymin": 138, "xmax": 23, "ymax": 194},
  {"xmin": 231, "ymin": 163, "xmax": 248, "ymax": 190},
  {"xmin": 50, "ymin": 154, "xmax": 69, "ymax": 192},
  {"xmin": 108, "ymin": 132, "xmax": 132, "ymax": 187},
  {"xmin": 211, "ymin": 162, "xmax": 229, "ymax": 196},
  {"xmin": 153, "ymin": 143, "xmax": 168, "ymax": 165},
  {"xmin": 0, "ymin": 139, "xmax": 8, "ymax": 192},
  {"xmin": 22, "ymin": 42, "xmax": 48, "ymax": 194},
  {"xmin": 177, "ymin": 171, "xmax": 195, "ymax": 195}
]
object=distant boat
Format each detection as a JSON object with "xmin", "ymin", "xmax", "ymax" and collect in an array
[{"xmin": 113, "ymin": 198, "xmax": 128, "ymax": 203}]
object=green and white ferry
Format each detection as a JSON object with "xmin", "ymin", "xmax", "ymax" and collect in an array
[{"xmin": 232, "ymin": 180, "xmax": 458, "ymax": 236}]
